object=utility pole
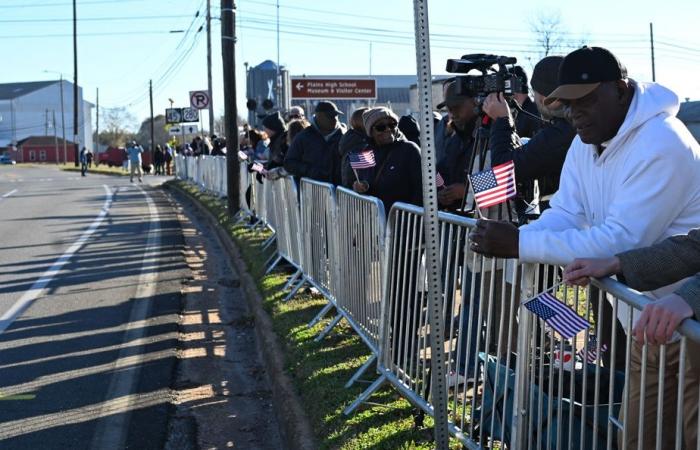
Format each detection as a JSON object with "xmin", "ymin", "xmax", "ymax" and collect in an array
[
  {"xmin": 649, "ymin": 22, "xmax": 656, "ymax": 82},
  {"xmin": 206, "ymin": 0, "xmax": 214, "ymax": 135},
  {"xmin": 45, "ymin": 109, "xmax": 49, "ymax": 136},
  {"xmin": 53, "ymin": 110, "xmax": 58, "ymax": 164},
  {"xmin": 95, "ymin": 87, "xmax": 99, "ymax": 154},
  {"xmin": 149, "ymin": 80, "xmax": 155, "ymax": 152},
  {"xmin": 275, "ymin": 0, "xmax": 280, "ymax": 110},
  {"xmin": 73, "ymin": 0, "xmax": 79, "ymax": 166},
  {"xmin": 222, "ymin": 0, "xmax": 239, "ymax": 215},
  {"xmin": 58, "ymin": 75, "xmax": 67, "ymax": 164}
]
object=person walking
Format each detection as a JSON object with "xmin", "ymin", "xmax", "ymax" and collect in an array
[{"xmin": 127, "ymin": 141, "xmax": 144, "ymax": 183}]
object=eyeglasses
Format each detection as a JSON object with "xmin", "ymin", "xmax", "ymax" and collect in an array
[{"xmin": 373, "ymin": 122, "xmax": 397, "ymax": 132}]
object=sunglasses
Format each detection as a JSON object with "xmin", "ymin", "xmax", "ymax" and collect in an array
[{"xmin": 373, "ymin": 122, "xmax": 397, "ymax": 132}]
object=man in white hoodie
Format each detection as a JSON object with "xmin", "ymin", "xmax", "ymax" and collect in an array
[{"xmin": 470, "ymin": 46, "xmax": 700, "ymax": 449}]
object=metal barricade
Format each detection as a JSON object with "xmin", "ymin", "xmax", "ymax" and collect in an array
[
  {"xmin": 236, "ymin": 160, "xmax": 252, "ymax": 219},
  {"xmin": 265, "ymin": 176, "xmax": 303, "ymax": 275},
  {"xmin": 287, "ymin": 179, "xmax": 340, "ymax": 329},
  {"xmin": 512, "ymin": 264, "xmax": 700, "ymax": 450},
  {"xmin": 351, "ymin": 202, "xmax": 520, "ymax": 449}
]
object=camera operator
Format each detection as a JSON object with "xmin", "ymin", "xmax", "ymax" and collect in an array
[
  {"xmin": 436, "ymin": 80, "xmax": 480, "ymax": 212},
  {"xmin": 481, "ymin": 56, "xmax": 576, "ymax": 217}
]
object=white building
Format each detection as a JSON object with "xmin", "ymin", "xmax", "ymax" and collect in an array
[{"xmin": 0, "ymin": 80, "xmax": 93, "ymax": 151}]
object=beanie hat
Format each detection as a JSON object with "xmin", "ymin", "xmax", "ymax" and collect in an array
[
  {"xmin": 531, "ymin": 55, "xmax": 565, "ymax": 97},
  {"xmin": 362, "ymin": 107, "xmax": 399, "ymax": 135},
  {"xmin": 262, "ymin": 111, "xmax": 287, "ymax": 134}
]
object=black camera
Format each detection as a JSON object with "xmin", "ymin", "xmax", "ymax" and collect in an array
[{"xmin": 446, "ymin": 54, "xmax": 524, "ymax": 99}]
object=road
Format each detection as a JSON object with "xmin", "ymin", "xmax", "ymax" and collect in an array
[{"xmin": 0, "ymin": 165, "xmax": 187, "ymax": 449}]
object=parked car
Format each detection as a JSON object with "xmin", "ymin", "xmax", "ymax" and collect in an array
[{"xmin": 0, "ymin": 155, "xmax": 17, "ymax": 165}]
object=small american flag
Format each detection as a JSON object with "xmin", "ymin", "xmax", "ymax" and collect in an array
[
  {"xmin": 524, "ymin": 291, "xmax": 590, "ymax": 339},
  {"xmin": 577, "ymin": 335, "xmax": 608, "ymax": 363},
  {"xmin": 238, "ymin": 150, "xmax": 248, "ymax": 160},
  {"xmin": 436, "ymin": 172, "xmax": 445, "ymax": 188},
  {"xmin": 348, "ymin": 150, "xmax": 376, "ymax": 170},
  {"xmin": 251, "ymin": 162, "xmax": 266, "ymax": 174},
  {"xmin": 468, "ymin": 161, "xmax": 516, "ymax": 209}
]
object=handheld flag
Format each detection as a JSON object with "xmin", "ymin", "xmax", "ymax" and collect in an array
[
  {"xmin": 577, "ymin": 335, "xmax": 608, "ymax": 363},
  {"xmin": 238, "ymin": 150, "xmax": 248, "ymax": 160},
  {"xmin": 524, "ymin": 291, "xmax": 590, "ymax": 339},
  {"xmin": 251, "ymin": 162, "xmax": 266, "ymax": 174},
  {"xmin": 348, "ymin": 150, "xmax": 376, "ymax": 170},
  {"xmin": 468, "ymin": 161, "xmax": 516, "ymax": 209},
  {"xmin": 436, "ymin": 172, "xmax": 445, "ymax": 188}
]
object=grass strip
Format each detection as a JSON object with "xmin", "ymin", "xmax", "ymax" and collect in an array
[{"xmin": 170, "ymin": 180, "xmax": 467, "ymax": 450}]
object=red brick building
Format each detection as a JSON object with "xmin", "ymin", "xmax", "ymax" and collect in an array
[{"xmin": 14, "ymin": 136, "xmax": 77, "ymax": 163}]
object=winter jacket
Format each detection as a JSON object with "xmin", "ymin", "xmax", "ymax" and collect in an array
[
  {"xmin": 350, "ymin": 133, "xmax": 422, "ymax": 213},
  {"xmin": 436, "ymin": 123, "xmax": 475, "ymax": 211},
  {"xmin": 284, "ymin": 123, "xmax": 345, "ymax": 184},
  {"xmin": 266, "ymin": 131, "xmax": 288, "ymax": 170},
  {"xmin": 398, "ymin": 115, "xmax": 420, "ymax": 146},
  {"xmin": 339, "ymin": 129, "xmax": 369, "ymax": 188},
  {"xmin": 616, "ymin": 228, "xmax": 700, "ymax": 320},
  {"xmin": 434, "ymin": 115, "xmax": 452, "ymax": 164},
  {"xmin": 489, "ymin": 115, "xmax": 576, "ymax": 211},
  {"xmin": 519, "ymin": 81, "xmax": 700, "ymax": 269},
  {"xmin": 514, "ymin": 96, "xmax": 542, "ymax": 138}
]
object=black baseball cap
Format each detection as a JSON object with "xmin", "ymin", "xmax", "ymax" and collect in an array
[
  {"xmin": 544, "ymin": 46, "xmax": 627, "ymax": 106},
  {"xmin": 436, "ymin": 80, "xmax": 474, "ymax": 110},
  {"xmin": 315, "ymin": 101, "xmax": 343, "ymax": 116}
]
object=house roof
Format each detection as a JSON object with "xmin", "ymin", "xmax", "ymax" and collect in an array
[
  {"xmin": 0, "ymin": 81, "xmax": 58, "ymax": 100},
  {"xmin": 17, "ymin": 135, "xmax": 75, "ymax": 146}
]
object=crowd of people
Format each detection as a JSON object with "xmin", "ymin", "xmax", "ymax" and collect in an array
[{"xmin": 233, "ymin": 45, "xmax": 700, "ymax": 449}]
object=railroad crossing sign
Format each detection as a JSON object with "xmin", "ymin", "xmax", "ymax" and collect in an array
[
  {"xmin": 181, "ymin": 107, "xmax": 199, "ymax": 122},
  {"xmin": 165, "ymin": 108, "xmax": 182, "ymax": 124},
  {"xmin": 189, "ymin": 90, "xmax": 211, "ymax": 109}
]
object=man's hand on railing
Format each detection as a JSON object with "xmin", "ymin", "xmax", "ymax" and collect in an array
[
  {"xmin": 468, "ymin": 219, "xmax": 519, "ymax": 259},
  {"xmin": 632, "ymin": 294, "xmax": 694, "ymax": 345},
  {"xmin": 563, "ymin": 257, "xmax": 621, "ymax": 286}
]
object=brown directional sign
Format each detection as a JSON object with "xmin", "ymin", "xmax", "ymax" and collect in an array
[{"xmin": 291, "ymin": 78, "xmax": 377, "ymax": 99}]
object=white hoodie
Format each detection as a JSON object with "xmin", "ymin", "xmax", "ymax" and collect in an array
[{"xmin": 519, "ymin": 81, "xmax": 700, "ymax": 266}]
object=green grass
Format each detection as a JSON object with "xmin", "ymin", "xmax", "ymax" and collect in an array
[
  {"xmin": 171, "ymin": 180, "xmax": 464, "ymax": 450},
  {"xmin": 58, "ymin": 163, "xmax": 130, "ymax": 176}
]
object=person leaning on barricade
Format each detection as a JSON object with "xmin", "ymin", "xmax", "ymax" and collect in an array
[
  {"xmin": 563, "ymin": 228, "xmax": 700, "ymax": 449},
  {"xmin": 469, "ymin": 46, "xmax": 700, "ymax": 450},
  {"xmin": 262, "ymin": 111, "xmax": 288, "ymax": 170},
  {"xmin": 283, "ymin": 101, "xmax": 346, "ymax": 185},
  {"xmin": 482, "ymin": 56, "xmax": 576, "ymax": 220}
]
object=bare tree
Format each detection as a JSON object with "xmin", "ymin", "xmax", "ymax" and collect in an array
[
  {"xmin": 94, "ymin": 107, "xmax": 137, "ymax": 148},
  {"xmin": 530, "ymin": 11, "xmax": 565, "ymax": 57}
]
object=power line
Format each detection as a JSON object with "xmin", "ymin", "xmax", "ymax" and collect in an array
[
  {"xmin": 0, "ymin": 14, "xmax": 194, "ymax": 24},
  {"xmin": 0, "ymin": 0, "xmax": 145, "ymax": 8}
]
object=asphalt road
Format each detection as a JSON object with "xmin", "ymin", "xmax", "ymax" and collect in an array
[{"xmin": 0, "ymin": 165, "xmax": 188, "ymax": 449}]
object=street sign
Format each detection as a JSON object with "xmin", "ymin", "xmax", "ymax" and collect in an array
[
  {"xmin": 165, "ymin": 108, "xmax": 182, "ymax": 124},
  {"xmin": 183, "ymin": 124, "xmax": 198, "ymax": 134},
  {"xmin": 291, "ymin": 78, "xmax": 377, "ymax": 99},
  {"xmin": 168, "ymin": 126, "xmax": 182, "ymax": 135},
  {"xmin": 181, "ymin": 107, "xmax": 199, "ymax": 122},
  {"xmin": 189, "ymin": 90, "xmax": 211, "ymax": 109}
]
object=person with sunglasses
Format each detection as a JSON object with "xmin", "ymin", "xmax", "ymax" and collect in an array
[{"xmin": 351, "ymin": 107, "xmax": 422, "ymax": 213}]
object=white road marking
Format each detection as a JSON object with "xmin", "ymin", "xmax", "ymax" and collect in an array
[
  {"xmin": 90, "ymin": 185, "xmax": 161, "ymax": 450},
  {"xmin": 0, "ymin": 184, "xmax": 114, "ymax": 334},
  {"xmin": 1, "ymin": 189, "xmax": 17, "ymax": 199}
]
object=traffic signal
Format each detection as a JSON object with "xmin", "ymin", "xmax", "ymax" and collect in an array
[
  {"xmin": 262, "ymin": 99, "xmax": 274, "ymax": 110},
  {"xmin": 246, "ymin": 99, "xmax": 257, "ymax": 111}
]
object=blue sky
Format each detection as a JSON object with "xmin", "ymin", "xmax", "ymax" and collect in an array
[{"xmin": 1, "ymin": 0, "xmax": 699, "ymax": 131}]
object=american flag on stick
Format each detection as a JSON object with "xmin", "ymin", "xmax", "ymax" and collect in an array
[
  {"xmin": 468, "ymin": 161, "xmax": 516, "ymax": 209},
  {"xmin": 348, "ymin": 150, "xmax": 376, "ymax": 170},
  {"xmin": 436, "ymin": 172, "xmax": 445, "ymax": 188},
  {"xmin": 577, "ymin": 335, "xmax": 608, "ymax": 363},
  {"xmin": 524, "ymin": 291, "xmax": 591, "ymax": 339}
]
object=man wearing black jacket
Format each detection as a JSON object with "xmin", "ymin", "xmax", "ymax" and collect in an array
[
  {"xmin": 482, "ymin": 56, "xmax": 576, "ymax": 217},
  {"xmin": 284, "ymin": 101, "xmax": 346, "ymax": 184}
]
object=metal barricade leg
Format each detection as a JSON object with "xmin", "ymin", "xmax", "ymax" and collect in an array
[
  {"xmin": 262, "ymin": 234, "xmax": 277, "ymax": 250},
  {"xmin": 308, "ymin": 302, "xmax": 334, "ymax": 328},
  {"xmin": 345, "ymin": 354, "xmax": 378, "ymax": 388},
  {"xmin": 282, "ymin": 269, "xmax": 302, "ymax": 291},
  {"xmin": 343, "ymin": 374, "xmax": 388, "ymax": 416},
  {"xmin": 283, "ymin": 277, "xmax": 307, "ymax": 302},
  {"xmin": 265, "ymin": 254, "xmax": 284, "ymax": 275},
  {"xmin": 314, "ymin": 313, "xmax": 343, "ymax": 342}
]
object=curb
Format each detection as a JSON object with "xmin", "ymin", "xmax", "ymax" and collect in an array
[{"xmin": 164, "ymin": 182, "xmax": 318, "ymax": 450}]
